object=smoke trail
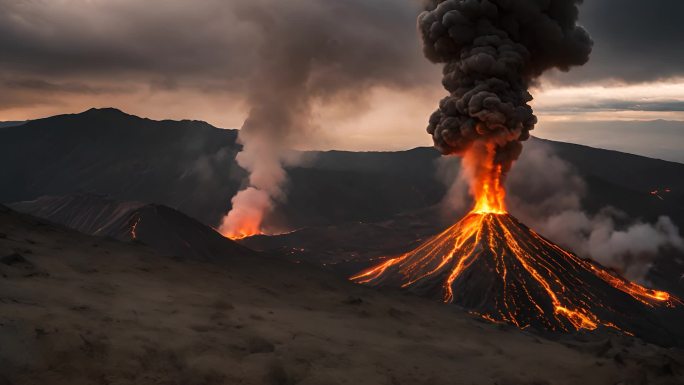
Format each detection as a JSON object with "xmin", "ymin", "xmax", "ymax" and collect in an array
[
  {"xmin": 419, "ymin": 0, "xmax": 592, "ymax": 187},
  {"xmin": 219, "ymin": 0, "xmax": 426, "ymax": 239},
  {"xmin": 506, "ymin": 142, "xmax": 684, "ymax": 283},
  {"xmin": 218, "ymin": 4, "xmax": 316, "ymax": 239}
]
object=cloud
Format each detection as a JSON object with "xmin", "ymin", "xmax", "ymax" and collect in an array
[
  {"xmin": 547, "ymin": 0, "xmax": 684, "ymax": 84},
  {"xmin": 4, "ymin": 78, "xmax": 124, "ymax": 95},
  {"xmin": 506, "ymin": 142, "xmax": 684, "ymax": 282},
  {"xmin": 1, "ymin": 0, "xmax": 682, "ymax": 154},
  {"xmin": 0, "ymin": 0, "xmax": 432, "ymax": 96}
]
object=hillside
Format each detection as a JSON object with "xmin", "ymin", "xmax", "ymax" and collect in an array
[
  {"xmin": 1, "ymin": 205, "xmax": 683, "ymax": 384},
  {"xmin": 9, "ymin": 194, "xmax": 253, "ymax": 261}
]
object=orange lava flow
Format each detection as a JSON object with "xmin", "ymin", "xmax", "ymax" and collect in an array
[
  {"xmin": 129, "ymin": 216, "xmax": 141, "ymax": 240},
  {"xmin": 351, "ymin": 145, "xmax": 680, "ymax": 334},
  {"xmin": 221, "ymin": 224, "xmax": 262, "ymax": 240}
]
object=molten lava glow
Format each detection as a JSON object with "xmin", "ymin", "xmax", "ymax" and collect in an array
[
  {"xmin": 462, "ymin": 142, "xmax": 507, "ymax": 215},
  {"xmin": 223, "ymin": 227, "xmax": 261, "ymax": 240},
  {"xmin": 219, "ymin": 187, "xmax": 268, "ymax": 240},
  {"xmin": 471, "ymin": 164, "xmax": 506, "ymax": 214},
  {"xmin": 351, "ymin": 214, "xmax": 680, "ymax": 333},
  {"xmin": 129, "ymin": 216, "xmax": 141, "ymax": 240}
]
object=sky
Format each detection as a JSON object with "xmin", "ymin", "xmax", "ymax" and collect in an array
[{"xmin": 1, "ymin": 0, "xmax": 683, "ymax": 161}]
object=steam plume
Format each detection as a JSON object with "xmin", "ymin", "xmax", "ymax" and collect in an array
[
  {"xmin": 507, "ymin": 142, "xmax": 684, "ymax": 283},
  {"xmin": 219, "ymin": 0, "xmax": 424, "ymax": 239},
  {"xmin": 218, "ymin": 4, "xmax": 315, "ymax": 239},
  {"xmin": 419, "ymin": 0, "xmax": 592, "ymax": 181}
]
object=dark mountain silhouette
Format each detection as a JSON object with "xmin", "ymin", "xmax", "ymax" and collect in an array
[
  {"xmin": 2, "ymin": 108, "xmax": 682, "ymax": 289},
  {"xmin": 10, "ymin": 194, "xmax": 254, "ymax": 261},
  {"xmin": 1, "ymin": 108, "xmax": 682, "ymax": 230},
  {"xmin": 0, "ymin": 121, "xmax": 24, "ymax": 129},
  {"xmin": 0, "ymin": 108, "xmax": 445, "ymax": 229}
]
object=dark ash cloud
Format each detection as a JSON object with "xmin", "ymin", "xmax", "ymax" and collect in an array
[{"xmin": 421, "ymin": 0, "xmax": 592, "ymax": 172}]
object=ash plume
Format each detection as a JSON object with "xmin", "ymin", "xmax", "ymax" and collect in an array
[{"xmin": 420, "ymin": 0, "xmax": 592, "ymax": 174}]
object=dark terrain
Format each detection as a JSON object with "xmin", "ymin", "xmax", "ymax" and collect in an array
[{"xmin": 2, "ymin": 205, "xmax": 684, "ymax": 385}]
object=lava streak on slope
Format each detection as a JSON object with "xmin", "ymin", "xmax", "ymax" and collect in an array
[
  {"xmin": 351, "ymin": 211, "xmax": 680, "ymax": 334},
  {"xmin": 351, "ymin": 146, "xmax": 681, "ymax": 338},
  {"xmin": 352, "ymin": 0, "xmax": 683, "ymax": 344}
]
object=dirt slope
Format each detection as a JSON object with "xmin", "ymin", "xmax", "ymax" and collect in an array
[{"xmin": 1, "ymin": 205, "xmax": 683, "ymax": 385}]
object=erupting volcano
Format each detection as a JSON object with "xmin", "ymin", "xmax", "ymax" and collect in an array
[
  {"xmin": 351, "ymin": 147, "xmax": 681, "ymax": 335},
  {"xmin": 353, "ymin": 0, "xmax": 684, "ymax": 343}
]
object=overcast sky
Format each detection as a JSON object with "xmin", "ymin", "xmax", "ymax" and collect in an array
[{"xmin": 1, "ymin": 0, "xmax": 683, "ymax": 159}]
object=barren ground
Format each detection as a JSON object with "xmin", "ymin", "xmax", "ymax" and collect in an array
[{"xmin": 1, "ymin": 207, "xmax": 683, "ymax": 385}]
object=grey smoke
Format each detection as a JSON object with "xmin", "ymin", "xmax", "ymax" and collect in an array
[
  {"xmin": 508, "ymin": 142, "xmax": 684, "ymax": 282},
  {"xmin": 438, "ymin": 141, "xmax": 684, "ymax": 282},
  {"xmin": 220, "ymin": 0, "xmax": 429, "ymax": 236},
  {"xmin": 419, "ymin": 0, "xmax": 592, "ymax": 172}
]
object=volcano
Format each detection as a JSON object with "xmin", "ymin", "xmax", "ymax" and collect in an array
[{"xmin": 352, "ymin": 211, "xmax": 684, "ymax": 345}]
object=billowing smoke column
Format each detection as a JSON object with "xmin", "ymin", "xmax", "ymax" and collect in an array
[
  {"xmin": 218, "ymin": 8, "xmax": 316, "ymax": 239},
  {"xmin": 218, "ymin": 0, "xmax": 424, "ymax": 239},
  {"xmin": 420, "ymin": 0, "xmax": 592, "ymax": 199}
]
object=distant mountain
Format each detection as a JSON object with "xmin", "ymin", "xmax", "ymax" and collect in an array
[
  {"xmin": 1, "ymin": 108, "xmax": 682, "ymax": 230},
  {"xmin": 0, "ymin": 108, "xmax": 242, "ymax": 226},
  {"xmin": 0, "ymin": 108, "xmax": 445, "ymax": 229},
  {"xmin": 10, "ymin": 194, "xmax": 254, "ymax": 261}
]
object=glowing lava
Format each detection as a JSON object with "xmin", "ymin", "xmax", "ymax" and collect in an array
[
  {"xmin": 219, "ymin": 187, "xmax": 269, "ymax": 240},
  {"xmin": 352, "ymin": 148, "xmax": 680, "ymax": 335},
  {"xmin": 463, "ymin": 143, "xmax": 507, "ymax": 215},
  {"xmin": 221, "ymin": 223, "xmax": 262, "ymax": 240},
  {"xmin": 129, "ymin": 216, "xmax": 141, "ymax": 240}
]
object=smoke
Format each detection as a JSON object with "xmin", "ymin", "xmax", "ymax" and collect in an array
[
  {"xmin": 419, "ymin": 0, "xmax": 592, "ymax": 189},
  {"xmin": 440, "ymin": 141, "xmax": 684, "ymax": 282},
  {"xmin": 508, "ymin": 142, "xmax": 684, "ymax": 282},
  {"xmin": 418, "ymin": 2, "xmax": 682, "ymax": 282},
  {"xmin": 218, "ymin": 3, "xmax": 317, "ymax": 238},
  {"xmin": 218, "ymin": 0, "xmax": 427, "ymax": 238}
]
